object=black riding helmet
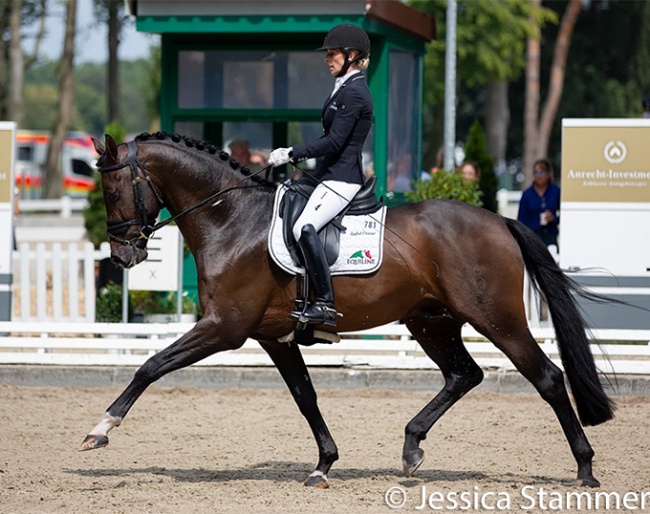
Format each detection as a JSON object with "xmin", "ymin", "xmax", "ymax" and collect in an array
[{"xmin": 317, "ymin": 24, "xmax": 371, "ymax": 77}]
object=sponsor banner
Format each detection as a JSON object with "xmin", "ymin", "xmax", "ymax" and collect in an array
[
  {"xmin": 0, "ymin": 122, "xmax": 16, "ymax": 321},
  {"xmin": 562, "ymin": 119, "xmax": 650, "ymax": 203},
  {"xmin": 560, "ymin": 119, "xmax": 650, "ymax": 281},
  {"xmin": 0, "ymin": 122, "xmax": 16, "ymax": 277}
]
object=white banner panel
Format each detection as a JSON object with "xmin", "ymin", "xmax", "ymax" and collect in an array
[
  {"xmin": 127, "ymin": 225, "xmax": 180, "ymax": 291},
  {"xmin": 561, "ymin": 119, "xmax": 650, "ymax": 277},
  {"xmin": 0, "ymin": 122, "xmax": 16, "ymax": 276}
]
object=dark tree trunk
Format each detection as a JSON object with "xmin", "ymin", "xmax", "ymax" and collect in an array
[
  {"xmin": 9, "ymin": 0, "xmax": 25, "ymax": 128},
  {"xmin": 44, "ymin": 0, "xmax": 76, "ymax": 199},
  {"xmin": 523, "ymin": 0, "xmax": 541, "ymax": 187},
  {"xmin": 485, "ymin": 80, "xmax": 509, "ymax": 167},
  {"xmin": 107, "ymin": 0, "xmax": 120, "ymax": 123}
]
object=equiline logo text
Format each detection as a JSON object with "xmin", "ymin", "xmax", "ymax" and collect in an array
[{"xmin": 347, "ymin": 250, "xmax": 376, "ymax": 265}]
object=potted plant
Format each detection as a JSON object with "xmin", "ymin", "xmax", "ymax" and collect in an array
[
  {"xmin": 131, "ymin": 290, "xmax": 199, "ymax": 323},
  {"xmin": 95, "ymin": 282, "xmax": 133, "ymax": 323}
]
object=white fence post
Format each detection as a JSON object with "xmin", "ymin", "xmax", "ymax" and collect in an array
[
  {"xmin": 52, "ymin": 243, "xmax": 63, "ymax": 321},
  {"xmin": 19, "ymin": 243, "xmax": 30, "ymax": 320},
  {"xmin": 36, "ymin": 242, "xmax": 47, "ymax": 321},
  {"xmin": 60, "ymin": 196, "xmax": 72, "ymax": 219},
  {"xmin": 85, "ymin": 242, "xmax": 98, "ymax": 322},
  {"xmin": 68, "ymin": 244, "xmax": 79, "ymax": 320}
]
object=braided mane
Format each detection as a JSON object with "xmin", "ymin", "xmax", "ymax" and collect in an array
[{"xmin": 134, "ymin": 131, "xmax": 274, "ymax": 187}]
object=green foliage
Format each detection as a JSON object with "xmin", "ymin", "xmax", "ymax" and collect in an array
[
  {"xmin": 83, "ymin": 174, "xmax": 107, "ymax": 249},
  {"xmin": 408, "ymin": 0, "xmax": 555, "ymax": 105},
  {"xmin": 96, "ymin": 282, "xmax": 133, "ymax": 322},
  {"xmin": 507, "ymin": 0, "xmax": 650, "ymax": 164},
  {"xmin": 95, "ymin": 283, "xmax": 199, "ymax": 322},
  {"xmin": 104, "ymin": 121, "xmax": 126, "ymax": 144},
  {"xmin": 130, "ymin": 290, "xmax": 198, "ymax": 315},
  {"xmin": 23, "ymin": 58, "xmax": 158, "ymax": 135},
  {"xmin": 463, "ymin": 120, "xmax": 497, "ymax": 212},
  {"xmin": 405, "ymin": 170, "xmax": 482, "ymax": 207}
]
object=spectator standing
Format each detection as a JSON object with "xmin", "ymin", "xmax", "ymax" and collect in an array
[
  {"xmin": 517, "ymin": 158, "xmax": 560, "ymax": 248},
  {"xmin": 460, "ymin": 160, "xmax": 495, "ymax": 212},
  {"xmin": 248, "ymin": 150, "xmax": 268, "ymax": 172},
  {"xmin": 229, "ymin": 139, "xmax": 251, "ymax": 166}
]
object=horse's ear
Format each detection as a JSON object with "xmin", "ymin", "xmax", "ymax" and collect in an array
[
  {"xmin": 92, "ymin": 136, "xmax": 105, "ymax": 156},
  {"xmin": 104, "ymin": 134, "xmax": 119, "ymax": 164}
]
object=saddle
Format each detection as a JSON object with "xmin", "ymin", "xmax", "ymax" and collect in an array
[{"xmin": 279, "ymin": 176, "xmax": 383, "ymax": 267}]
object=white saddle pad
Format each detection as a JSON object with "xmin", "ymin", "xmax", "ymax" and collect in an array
[{"xmin": 268, "ymin": 184, "xmax": 386, "ymax": 276}]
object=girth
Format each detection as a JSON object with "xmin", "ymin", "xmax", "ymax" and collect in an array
[{"xmin": 279, "ymin": 176, "xmax": 383, "ymax": 266}]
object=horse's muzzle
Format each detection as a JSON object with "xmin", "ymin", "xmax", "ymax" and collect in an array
[{"xmin": 111, "ymin": 245, "xmax": 148, "ymax": 269}]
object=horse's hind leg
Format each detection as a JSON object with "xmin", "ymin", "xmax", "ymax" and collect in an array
[
  {"xmin": 402, "ymin": 316, "xmax": 484, "ymax": 476},
  {"xmin": 482, "ymin": 325, "xmax": 600, "ymax": 487},
  {"xmin": 259, "ymin": 341, "xmax": 338, "ymax": 489}
]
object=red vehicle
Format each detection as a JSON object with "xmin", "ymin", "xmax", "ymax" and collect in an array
[{"xmin": 15, "ymin": 130, "xmax": 98, "ymax": 198}]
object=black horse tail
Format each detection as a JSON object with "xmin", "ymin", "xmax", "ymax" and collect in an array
[{"xmin": 504, "ymin": 218, "xmax": 615, "ymax": 426}]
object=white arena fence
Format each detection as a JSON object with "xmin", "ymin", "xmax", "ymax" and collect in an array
[
  {"xmin": 11, "ymin": 242, "xmax": 110, "ymax": 323},
  {"xmin": 18, "ymin": 197, "xmax": 88, "ymax": 218},
  {"xmin": 11, "ymin": 240, "xmax": 547, "ymax": 325},
  {"xmin": 5, "ymin": 241, "xmax": 649, "ymax": 375},
  {"xmin": 0, "ymin": 321, "xmax": 649, "ymax": 375}
]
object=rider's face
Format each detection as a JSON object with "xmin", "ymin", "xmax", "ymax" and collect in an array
[{"xmin": 325, "ymin": 48, "xmax": 351, "ymax": 77}]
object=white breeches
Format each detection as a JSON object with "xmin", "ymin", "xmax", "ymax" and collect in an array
[{"xmin": 292, "ymin": 181, "xmax": 362, "ymax": 241}]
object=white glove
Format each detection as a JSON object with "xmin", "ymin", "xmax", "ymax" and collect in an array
[{"xmin": 268, "ymin": 147, "xmax": 293, "ymax": 167}]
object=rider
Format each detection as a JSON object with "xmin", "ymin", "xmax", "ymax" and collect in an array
[{"xmin": 268, "ymin": 24, "xmax": 373, "ymax": 328}]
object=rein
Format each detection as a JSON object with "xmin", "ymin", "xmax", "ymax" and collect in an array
[{"xmin": 98, "ymin": 139, "xmax": 272, "ymax": 246}]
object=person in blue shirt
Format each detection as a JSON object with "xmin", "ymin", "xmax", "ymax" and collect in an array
[{"xmin": 517, "ymin": 158, "xmax": 560, "ymax": 248}]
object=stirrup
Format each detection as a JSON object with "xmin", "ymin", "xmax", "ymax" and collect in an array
[
  {"xmin": 288, "ymin": 298, "xmax": 306, "ymax": 321},
  {"xmin": 290, "ymin": 302, "xmax": 338, "ymax": 329}
]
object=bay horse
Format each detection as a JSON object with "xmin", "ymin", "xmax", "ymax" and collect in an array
[{"xmin": 81, "ymin": 132, "xmax": 614, "ymax": 489}]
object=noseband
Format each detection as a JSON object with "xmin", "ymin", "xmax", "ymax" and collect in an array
[{"xmin": 98, "ymin": 140, "xmax": 165, "ymax": 247}]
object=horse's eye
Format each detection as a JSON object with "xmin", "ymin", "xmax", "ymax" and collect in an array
[{"xmin": 105, "ymin": 190, "xmax": 120, "ymax": 204}]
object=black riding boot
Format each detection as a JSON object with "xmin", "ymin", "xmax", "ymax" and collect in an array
[{"xmin": 289, "ymin": 224, "xmax": 338, "ymax": 328}]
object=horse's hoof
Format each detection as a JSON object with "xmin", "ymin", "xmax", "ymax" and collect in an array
[
  {"xmin": 402, "ymin": 448, "xmax": 425, "ymax": 477},
  {"xmin": 79, "ymin": 434, "xmax": 109, "ymax": 451},
  {"xmin": 575, "ymin": 476, "xmax": 600, "ymax": 488},
  {"xmin": 304, "ymin": 472, "xmax": 329, "ymax": 488}
]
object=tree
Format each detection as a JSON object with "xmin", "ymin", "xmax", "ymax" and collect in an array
[
  {"xmin": 23, "ymin": 58, "xmax": 159, "ymax": 135},
  {"xmin": 4, "ymin": 0, "xmax": 46, "ymax": 125},
  {"xmin": 93, "ymin": 0, "xmax": 127, "ymax": 124},
  {"xmin": 523, "ymin": 0, "xmax": 582, "ymax": 185},
  {"xmin": 44, "ymin": 0, "xmax": 76, "ymax": 198},
  {"xmin": 408, "ymin": 0, "xmax": 547, "ymax": 170}
]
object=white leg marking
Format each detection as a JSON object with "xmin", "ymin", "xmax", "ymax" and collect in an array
[
  {"xmin": 89, "ymin": 412, "xmax": 122, "ymax": 437},
  {"xmin": 309, "ymin": 470, "xmax": 327, "ymax": 480}
]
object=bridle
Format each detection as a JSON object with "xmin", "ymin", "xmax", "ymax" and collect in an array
[
  {"xmin": 98, "ymin": 140, "xmax": 165, "ymax": 247},
  {"xmin": 98, "ymin": 139, "xmax": 273, "ymax": 247}
]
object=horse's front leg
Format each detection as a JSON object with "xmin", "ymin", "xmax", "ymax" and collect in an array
[
  {"xmin": 80, "ymin": 318, "xmax": 243, "ymax": 451},
  {"xmin": 259, "ymin": 340, "xmax": 338, "ymax": 488}
]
